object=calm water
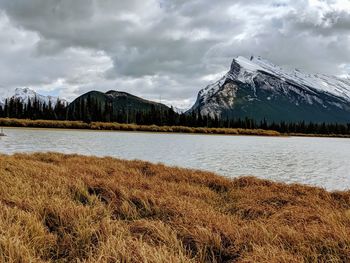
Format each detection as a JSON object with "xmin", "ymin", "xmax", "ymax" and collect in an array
[{"xmin": 1, "ymin": 127, "xmax": 349, "ymax": 190}]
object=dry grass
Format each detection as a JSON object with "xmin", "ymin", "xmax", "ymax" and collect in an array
[
  {"xmin": 0, "ymin": 118, "xmax": 280, "ymax": 136},
  {"xmin": 1, "ymin": 153, "xmax": 350, "ymax": 262},
  {"xmin": 287, "ymin": 133, "xmax": 350, "ymax": 138},
  {"xmin": 0, "ymin": 118, "xmax": 90, "ymax": 130}
]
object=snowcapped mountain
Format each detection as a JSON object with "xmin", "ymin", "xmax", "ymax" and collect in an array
[
  {"xmin": 0, "ymin": 88, "xmax": 68, "ymax": 108},
  {"xmin": 172, "ymin": 106, "xmax": 188, "ymax": 114},
  {"xmin": 190, "ymin": 56, "xmax": 350, "ymax": 123}
]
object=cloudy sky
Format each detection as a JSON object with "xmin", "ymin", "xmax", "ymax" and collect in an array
[{"xmin": 0, "ymin": 0, "xmax": 349, "ymax": 108}]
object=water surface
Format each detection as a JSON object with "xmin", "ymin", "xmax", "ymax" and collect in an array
[{"xmin": 1, "ymin": 127, "xmax": 349, "ymax": 190}]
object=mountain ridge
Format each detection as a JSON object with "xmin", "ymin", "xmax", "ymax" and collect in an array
[
  {"xmin": 2, "ymin": 57, "xmax": 350, "ymax": 124},
  {"xmin": 189, "ymin": 56, "xmax": 350, "ymax": 123},
  {"xmin": 66, "ymin": 89, "xmax": 171, "ymax": 122}
]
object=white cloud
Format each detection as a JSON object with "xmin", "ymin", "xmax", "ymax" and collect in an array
[{"xmin": 0, "ymin": 0, "xmax": 348, "ymax": 107}]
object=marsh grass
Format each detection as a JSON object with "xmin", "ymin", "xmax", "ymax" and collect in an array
[
  {"xmin": 0, "ymin": 153, "xmax": 350, "ymax": 262},
  {"xmin": 0, "ymin": 118, "xmax": 280, "ymax": 136}
]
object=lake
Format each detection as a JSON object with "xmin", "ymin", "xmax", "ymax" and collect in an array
[{"xmin": 0, "ymin": 127, "xmax": 349, "ymax": 191}]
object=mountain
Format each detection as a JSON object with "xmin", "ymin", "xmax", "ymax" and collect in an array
[
  {"xmin": 189, "ymin": 56, "xmax": 350, "ymax": 123},
  {"xmin": 172, "ymin": 106, "xmax": 188, "ymax": 114},
  {"xmin": 0, "ymin": 88, "xmax": 68, "ymax": 108},
  {"xmin": 67, "ymin": 90, "xmax": 170, "ymax": 120}
]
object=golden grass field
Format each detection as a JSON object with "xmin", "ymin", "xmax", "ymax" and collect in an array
[
  {"xmin": 1, "ymin": 153, "xmax": 350, "ymax": 262},
  {"xmin": 0, "ymin": 118, "xmax": 280, "ymax": 136}
]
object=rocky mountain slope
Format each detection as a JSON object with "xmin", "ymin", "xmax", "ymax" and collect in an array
[{"xmin": 190, "ymin": 56, "xmax": 350, "ymax": 123}]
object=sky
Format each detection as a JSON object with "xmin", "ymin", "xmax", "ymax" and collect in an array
[{"xmin": 0, "ymin": 0, "xmax": 349, "ymax": 108}]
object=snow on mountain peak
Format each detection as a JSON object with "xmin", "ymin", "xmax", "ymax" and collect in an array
[
  {"xmin": 0, "ymin": 88, "xmax": 68, "ymax": 107},
  {"xmin": 234, "ymin": 56, "xmax": 265, "ymax": 72},
  {"xmin": 230, "ymin": 56, "xmax": 350, "ymax": 102},
  {"xmin": 14, "ymin": 87, "xmax": 37, "ymax": 101}
]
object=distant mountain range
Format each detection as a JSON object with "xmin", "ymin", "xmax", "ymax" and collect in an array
[
  {"xmin": 2, "ymin": 56, "xmax": 350, "ymax": 123},
  {"xmin": 189, "ymin": 56, "xmax": 350, "ymax": 123},
  {"xmin": 0, "ymin": 88, "xmax": 68, "ymax": 108}
]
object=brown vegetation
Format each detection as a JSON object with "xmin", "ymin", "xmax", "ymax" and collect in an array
[
  {"xmin": 1, "ymin": 152, "xmax": 350, "ymax": 262},
  {"xmin": 0, "ymin": 118, "xmax": 280, "ymax": 136},
  {"xmin": 288, "ymin": 133, "xmax": 350, "ymax": 138}
]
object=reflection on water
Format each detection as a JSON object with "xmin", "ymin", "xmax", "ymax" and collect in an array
[{"xmin": 1, "ymin": 127, "xmax": 349, "ymax": 190}]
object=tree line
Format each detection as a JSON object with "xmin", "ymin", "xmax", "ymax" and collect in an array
[
  {"xmin": 1, "ymin": 97, "xmax": 350, "ymax": 135},
  {"xmin": 0, "ymin": 97, "xmax": 67, "ymax": 121}
]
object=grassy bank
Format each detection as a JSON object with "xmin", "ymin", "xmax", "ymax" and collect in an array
[
  {"xmin": 1, "ymin": 153, "xmax": 350, "ymax": 262},
  {"xmin": 0, "ymin": 118, "xmax": 280, "ymax": 136},
  {"xmin": 288, "ymin": 133, "xmax": 350, "ymax": 138},
  {"xmin": 2, "ymin": 117, "xmax": 350, "ymax": 138}
]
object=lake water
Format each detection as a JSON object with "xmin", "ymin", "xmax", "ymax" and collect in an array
[{"xmin": 0, "ymin": 127, "xmax": 349, "ymax": 191}]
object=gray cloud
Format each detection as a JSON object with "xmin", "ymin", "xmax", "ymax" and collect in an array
[{"xmin": 0, "ymin": 0, "xmax": 349, "ymax": 107}]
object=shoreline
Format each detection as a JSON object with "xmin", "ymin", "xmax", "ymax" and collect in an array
[
  {"xmin": 0, "ymin": 117, "xmax": 281, "ymax": 137},
  {"xmin": 1, "ymin": 152, "xmax": 349, "ymax": 262},
  {"xmin": 1, "ymin": 117, "xmax": 350, "ymax": 138},
  {"xmin": 1, "ymin": 126, "xmax": 289, "ymax": 139}
]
